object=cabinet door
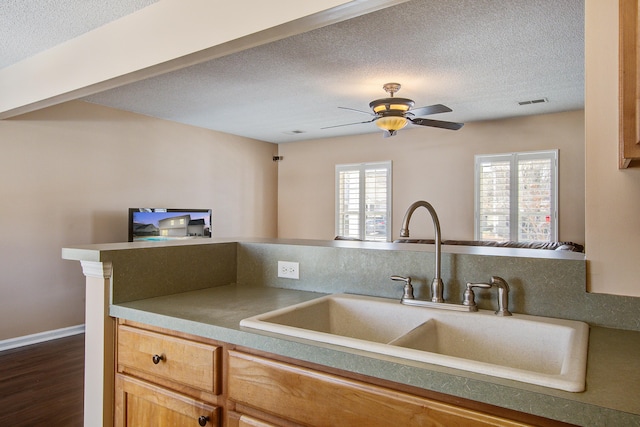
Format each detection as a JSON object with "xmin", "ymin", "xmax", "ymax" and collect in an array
[
  {"xmin": 619, "ymin": 0, "xmax": 640, "ymax": 167},
  {"xmin": 115, "ymin": 374, "xmax": 219, "ymax": 427},
  {"xmin": 228, "ymin": 351, "xmax": 533, "ymax": 427}
]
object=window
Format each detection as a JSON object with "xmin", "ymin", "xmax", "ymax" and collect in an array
[
  {"xmin": 475, "ymin": 150, "xmax": 557, "ymax": 242},
  {"xmin": 336, "ymin": 161, "xmax": 391, "ymax": 242}
]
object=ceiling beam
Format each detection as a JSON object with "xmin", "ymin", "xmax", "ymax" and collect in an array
[{"xmin": 0, "ymin": 0, "xmax": 408, "ymax": 120}]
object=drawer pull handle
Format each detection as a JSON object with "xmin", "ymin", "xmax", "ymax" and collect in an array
[
  {"xmin": 152, "ymin": 354, "xmax": 165, "ymax": 364},
  {"xmin": 198, "ymin": 415, "xmax": 209, "ymax": 426}
]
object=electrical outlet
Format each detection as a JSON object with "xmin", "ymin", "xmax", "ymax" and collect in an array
[{"xmin": 278, "ymin": 261, "xmax": 299, "ymax": 279}]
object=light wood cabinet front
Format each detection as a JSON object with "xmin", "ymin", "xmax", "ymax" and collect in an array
[
  {"xmin": 115, "ymin": 374, "xmax": 219, "ymax": 427},
  {"xmin": 619, "ymin": 0, "xmax": 640, "ymax": 167},
  {"xmin": 115, "ymin": 322, "xmax": 222, "ymax": 427},
  {"xmin": 117, "ymin": 324, "xmax": 221, "ymax": 396},
  {"xmin": 227, "ymin": 350, "xmax": 533, "ymax": 427},
  {"xmin": 114, "ymin": 320, "xmax": 571, "ymax": 427},
  {"xmin": 227, "ymin": 411, "xmax": 279, "ymax": 427}
]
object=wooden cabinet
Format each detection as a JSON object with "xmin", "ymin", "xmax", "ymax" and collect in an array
[
  {"xmin": 227, "ymin": 350, "xmax": 538, "ymax": 427},
  {"xmin": 115, "ymin": 321, "xmax": 222, "ymax": 427},
  {"xmin": 114, "ymin": 320, "xmax": 571, "ymax": 427},
  {"xmin": 620, "ymin": 0, "xmax": 640, "ymax": 168},
  {"xmin": 227, "ymin": 411, "xmax": 278, "ymax": 427},
  {"xmin": 116, "ymin": 374, "xmax": 219, "ymax": 426}
]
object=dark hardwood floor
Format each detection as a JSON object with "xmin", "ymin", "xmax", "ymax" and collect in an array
[{"xmin": 0, "ymin": 333, "xmax": 84, "ymax": 426}]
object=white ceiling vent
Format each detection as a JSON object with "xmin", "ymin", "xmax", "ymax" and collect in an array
[{"xmin": 518, "ymin": 98, "xmax": 549, "ymax": 106}]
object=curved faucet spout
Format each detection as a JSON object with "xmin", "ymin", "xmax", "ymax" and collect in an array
[{"xmin": 399, "ymin": 201, "xmax": 444, "ymax": 303}]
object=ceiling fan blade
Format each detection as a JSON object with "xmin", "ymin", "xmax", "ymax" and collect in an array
[
  {"xmin": 409, "ymin": 104, "xmax": 452, "ymax": 117},
  {"xmin": 321, "ymin": 118, "xmax": 377, "ymax": 129},
  {"xmin": 409, "ymin": 117, "xmax": 464, "ymax": 130},
  {"xmin": 338, "ymin": 106, "xmax": 375, "ymax": 116}
]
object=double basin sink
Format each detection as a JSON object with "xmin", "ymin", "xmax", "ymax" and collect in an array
[{"xmin": 240, "ymin": 293, "xmax": 589, "ymax": 392}]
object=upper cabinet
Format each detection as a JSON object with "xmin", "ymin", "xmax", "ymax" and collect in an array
[{"xmin": 620, "ymin": 0, "xmax": 640, "ymax": 168}]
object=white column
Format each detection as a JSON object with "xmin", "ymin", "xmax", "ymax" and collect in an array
[{"xmin": 80, "ymin": 261, "xmax": 114, "ymax": 427}]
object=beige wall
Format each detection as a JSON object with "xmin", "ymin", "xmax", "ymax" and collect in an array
[
  {"xmin": 0, "ymin": 100, "xmax": 278, "ymax": 340},
  {"xmin": 277, "ymin": 110, "xmax": 585, "ymax": 245},
  {"xmin": 585, "ymin": 0, "xmax": 640, "ymax": 296}
]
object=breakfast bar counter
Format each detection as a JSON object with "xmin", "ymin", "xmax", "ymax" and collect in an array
[
  {"xmin": 110, "ymin": 284, "xmax": 640, "ymax": 427},
  {"xmin": 63, "ymin": 238, "xmax": 640, "ymax": 426}
]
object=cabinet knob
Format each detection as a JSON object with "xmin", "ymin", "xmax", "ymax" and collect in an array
[
  {"xmin": 198, "ymin": 415, "xmax": 209, "ymax": 426},
  {"xmin": 152, "ymin": 354, "xmax": 165, "ymax": 364}
]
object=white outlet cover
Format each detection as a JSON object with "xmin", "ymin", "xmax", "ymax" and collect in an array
[{"xmin": 278, "ymin": 261, "xmax": 299, "ymax": 279}]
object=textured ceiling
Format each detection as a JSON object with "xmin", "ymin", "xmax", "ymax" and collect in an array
[
  {"xmin": 0, "ymin": 0, "xmax": 158, "ymax": 69},
  {"xmin": 2, "ymin": 0, "xmax": 584, "ymax": 144}
]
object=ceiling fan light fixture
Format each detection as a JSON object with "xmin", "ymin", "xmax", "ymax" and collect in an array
[
  {"xmin": 326, "ymin": 82, "xmax": 463, "ymax": 136},
  {"xmin": 370, "ymin": 98, "xmax": 414, "ymax": 113},
  {"xmin": 375, "ymin": 115, "xmax": 408, "ymax": 132}
]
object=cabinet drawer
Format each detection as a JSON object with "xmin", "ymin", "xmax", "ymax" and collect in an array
[
  {"xmin": 118, "ymin": 325, "xmax": 220, "ymax": 394},
  {"xmin": 228, "ymin": 351, "xmax": 532, "ymax": 427},
  {"xmin": 116, "ymin": 374, "xmax": 219, "ymax": 427}
]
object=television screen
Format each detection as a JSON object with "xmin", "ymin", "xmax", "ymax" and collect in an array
[{"xmin": 128, "ymin": 208, "xmax": 212, "ymax": 242}]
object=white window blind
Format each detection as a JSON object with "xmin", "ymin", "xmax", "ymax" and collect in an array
[
  {"xmin": 475, "ymin": 150, "xmax": 557, "ymax": 242},
  {"xmin": 336, "ymin": 161, "xmax": 391, "ymax": 242}
]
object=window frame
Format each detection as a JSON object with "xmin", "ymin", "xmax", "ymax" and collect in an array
[
  {"xmin": 335, "ymin": 161, "xmax": 392, "ymax": 242},
  {"xmin": 474, "ymin": 150, "xmax": 558, "ymax": 242}
]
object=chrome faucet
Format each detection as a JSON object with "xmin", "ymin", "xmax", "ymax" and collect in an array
[
  {"xmin": 394, "ymin": 201, "xmax": 513, "ymax": 315},
  {"xmin": 391, "ymin": 275, "xmax": 473, "ymax": 311},
  {"xmin": 399, "ymin": 200, "xmax": 444, "ymax": 303},
  {"xmin": 391, "ymin": 275, "xmax": 513, "ymax": 315}
]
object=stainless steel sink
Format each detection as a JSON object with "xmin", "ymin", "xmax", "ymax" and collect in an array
[{"xmin": 240, "ymin": 293, "xmax": 589, "ymax": 392}]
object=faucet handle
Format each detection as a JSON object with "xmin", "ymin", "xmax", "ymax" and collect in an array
[
  {"xmin": 390, "ymin": 275, "xmax": 415, "ymax": 300},
  {"xmin": 463, "ymin": 282, "xmax": 492, "ymax": 310}
]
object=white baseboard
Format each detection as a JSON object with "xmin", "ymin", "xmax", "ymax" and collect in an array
[{"xmin": 0, "ymin": 324, "xmax": 85, "ymax": 352}]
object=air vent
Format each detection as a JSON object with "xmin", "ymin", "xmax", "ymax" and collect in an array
[{"xmin": 518, "ymin": 98, "xmax": 548, "ymax": 106}]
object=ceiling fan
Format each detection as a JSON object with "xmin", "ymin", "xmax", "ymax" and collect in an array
[{"xmin": 324, "ymin": 83, "xmax": 464, "ymax": 137}]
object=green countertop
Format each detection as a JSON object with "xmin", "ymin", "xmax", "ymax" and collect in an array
[{"xmin": 110, "ymin": 284, "xmax": 640, "ymax": 427}]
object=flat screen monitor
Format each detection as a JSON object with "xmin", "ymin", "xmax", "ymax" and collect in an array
[{"xmin": 128, "ymin": 208, "xmax": 212, "ymax": 242}]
